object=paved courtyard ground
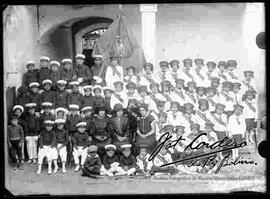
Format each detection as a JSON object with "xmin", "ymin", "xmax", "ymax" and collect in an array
[{"xmin": 5, "ymin": 130, "xmax": 267, "ymax": 195}]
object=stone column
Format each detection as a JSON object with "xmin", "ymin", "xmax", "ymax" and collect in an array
[
  {"xmin": 140, "ymin": 4, "xmax": 157, "ymax": 65},
  {"xmin": 242, "ymin": 3, "xmax": 265, "ymax": 93}
]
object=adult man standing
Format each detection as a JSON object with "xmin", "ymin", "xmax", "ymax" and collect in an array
[
  {"xmin": 75, "ymin": 54, "xmax": 93, "ymax": 86},
  {"xmin": 90, "ymin": 55, "xmax": 104, "ymax": 85}
]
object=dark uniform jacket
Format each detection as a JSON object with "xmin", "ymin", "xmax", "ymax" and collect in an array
[
  {"xmin": 67, "ymin": 91, "xmax": 82, "ymax": 108},
  {"xmin": 39, "ymin": 112, "xmax": 55, "ymax": 129},
  {"xmin": 90, "ymin": 115, "xmax": 110, "ymax": 138},
  {"xmin": 22, "ymin": 69, "xmax": 39, "ymax": 88},
  {"xmin": 82, "ymin": 116, "xmax": 92, "ymax": 134},
  {"xmin": 84, "ymin": 154, "xmax": 102, "ymax": 170},
  {"xmin": 40, "ymin": 90, "xmax": 55, "ymax": 105},
  {"xmin": 73, "ymin": 131, "xmax": 89, "ymax": 147},
  {"xmin": 126, "ymin": 108, "xmax": 140, "ymax": 143},
  {"xmin": 39, "ymin": 130, "xmax": 56, "ymax": 147},
  {"xmin": 50, "ymin": 70, "xmax": 61, "ymax": 90},
  {"xmin": 81, "ymin": 95, "xmax": 94, "ymax": 107},
  {"xmin": 104, "ymin": 98, "xmax": 112, "ymax": 115},
  {"xmin": 92, "ymin": 96, "xmax": 106, "ymax": 113},
  {"xmin": 109, "ymin": 116, "xmax": 130, "ymax": 142},
  {"xmin": 102, "ymin": 154, "xmax": 120, "ymax": 170},
  {"xmin": 16, "ymin": 94, "xmax": 30, "ymax": 108},
  {"xmin": 119, "ymin": 154, "xmax": 138, "ymax": 169},
  {"xmin": 65, "ymin": 115, "xmax": 82, "ymax": 134},
  {"xmin": 54, "ymin": 90, "xmax": 69, "ymax": 108},
  {"xmin": 38, "ymin": 68, "xmax": 51, "ymax": 86},
  {"xmin": 24, "ymin": 113, "xmax": 40, "ymax": 136},
  {"xmin": 75, "ymin": 64, "xmax": 93, "ymax": 85},
  {"xmin": 27, "ymin": 92, "xmax": 41, "ymax": 112},
  {"xmin": 17, "ymin": 117, "xmax": 28, "ymax": 137},
  {"xmin": 59, "ymin": 66, "xmax": 77, "ymax": 84},
  {"xmin": 90, "ymin": 64, "xmax": 102, "ymax": 77},
  {"xmin": 55, "ymin": 129, "xmax": 69, "ymax": 146}
]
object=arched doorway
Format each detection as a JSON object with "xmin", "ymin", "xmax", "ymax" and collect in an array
[
  {"xmin": 74, "ymin": 23, "xmax": 110, "ymax": 67},
  {"xmin": 81, "ymin": 28, "xmax": 107, "ymax": 67},
  {"xmin": 72, "ymin": 17, "xmax": 113, "ymax": 68},
  {"xmin": 39, "ymin": 16, "xmax": 113, "ymax": 67}
]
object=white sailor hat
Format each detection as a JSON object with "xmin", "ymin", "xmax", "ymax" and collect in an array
[
  {"xmin": 44, "ymin": 120, "xmax": 54, "ymax": 126},
  {"xmin": 55, "ymin": 107, "xmax": 67, "ymax": 114},
  {"xmin": 76, "ymin": 54, "xmax": 85, "ymax": 59},
  {"xmin": 69, "ymin": 81, "xmax": 80, "ymax": 86},
  {"xmin": 105, "ymin": 144, "xmax": 116, "ymax": 151},
  {"xmin": 40, "ymin": 56, "xmax": 50, "ymax": 62},
  {"xmin": 29, "ymin": 82, "xmax": 40, "ymax": 88},
  {"xmin": 92, "ymin": 54, "xmax": 103, "ymax": 59},
  {"xmin": 62, "ymin": 58, "xmax": 72, "ymax": 64},
  {"xmin": 93, "ymin": 85, "xmax": 103, "ymax": 91},
  {"xmin": 81, "ymin": 106, "xmax": 92, "ymax": 112},
  {"xmin": 69, "ymin": 104, "xmax": 80, "ymax": 110},
  {"xmin": 83, "ymin": 85, "xmax": 92, "ymax": 90},
  {"xmin": 42, "ymin": 79, "xmax": 52, "ymax": 85},
  {"xmin": 55, "ymin": 119, "xmax": 65, "ymax": 124},
  {"xmin": 103, "ymin": 86, "xmax": 114, "ymax": 92},
  {"xmin": 26, "ymin": 60, "xmax": 35, "ymax": 66},
  {"xmin": 57, "ymin": 80, "xmax": 67, "ymax": 85},
  {"xmin": 120, "ymin": 144, "xmax": 132, "ymax": 149},
  {"xmin": 41, "ymin": 102, "xmax": 53, "ymax": 107},
  {"xmin": 25, "ymin": 103, "xmax": 37, "ymax": 108},
  {"xmin": 76, "ymin": 122, "xmax": 87, "ymax": 128},
  {"xmin": 50, "ymin": 61, "xmax": 60, "ymax": 67},
  {"xmin": 13, "ymin": 105, "xmax": 24, "ymax": 113}
]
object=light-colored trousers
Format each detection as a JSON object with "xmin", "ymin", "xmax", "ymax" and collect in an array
[
  {"xmin": 55, "ymin": 144, "xmax": 67, "ymax": 162},
  {"xmin": 38, "ymin": 145, "xmax": 57, "ymax": 164},
  {"xmin": 72, "ymin": 146, "xmax": 88, "ymax": 165},
  {"xmin": 25, "ymin": 136, "xmax": 38, "ymax": 159}
]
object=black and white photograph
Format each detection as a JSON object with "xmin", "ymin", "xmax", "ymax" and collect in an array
[{"xmin": 3, "ymin": 3, "xmax": 266, "ymax": 195}]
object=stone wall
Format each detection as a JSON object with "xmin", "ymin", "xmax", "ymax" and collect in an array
[{"xmin": 4, "ymin": 6, "xmax": 39, "ymax": 88}]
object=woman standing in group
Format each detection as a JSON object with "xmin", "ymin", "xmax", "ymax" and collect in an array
[{"xmin": 135, "ymin": 104, "xmax": 156, "ymax": 155}]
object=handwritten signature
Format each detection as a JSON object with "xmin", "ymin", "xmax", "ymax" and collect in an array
[{"xmin": 149, "ymin": 132, "xmax": 256, "ymax": 173}]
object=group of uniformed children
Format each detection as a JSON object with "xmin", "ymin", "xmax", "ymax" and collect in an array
[{"xmin": 7, "ymin": 53, "xmax": 259, "ymax": 177}]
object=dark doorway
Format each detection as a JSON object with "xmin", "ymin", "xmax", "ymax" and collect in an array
[
  {"xmin": 71, "ymin": 17, "xmax": 113, "ymax": 69},
  {"xmin": 82, "ymin": 49, "xmax": 94, "ymax": 68}
]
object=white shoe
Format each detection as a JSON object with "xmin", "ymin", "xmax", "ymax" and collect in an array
[
  {"xmin": 36, "ymin": 169, "xmax": 41, "ymax": 175},
  {"xmin": 48, "ymin": 167, "xmax": 52, "ymax": 175},
  {"xmin": 27, "ymin": 160, "xmax": 32, "ymax": 164},
  {"xmin": 53, "ymin": 166, "xmax": 58, "ymax": 173},
  {"xmin": 32, "ymin": 159, "xmax": 37, "ymax": 164},
  {"xmin": 74, "ymin": 165, "xmax": 80, "ymax": 172},
  {"xmin": 62, "ymin": 167, "xmax": 66, "ymax": 174}
]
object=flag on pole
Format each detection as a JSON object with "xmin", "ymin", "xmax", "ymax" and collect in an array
[{"xmin": 92, "ymin": 9, "xmax": 146, "ymax": 80}]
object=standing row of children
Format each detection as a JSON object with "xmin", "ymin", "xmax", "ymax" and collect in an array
[{"xmin": 7, "ymin": 54, "xmax": 259, "ymax": 177}]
